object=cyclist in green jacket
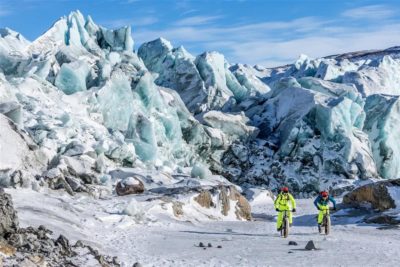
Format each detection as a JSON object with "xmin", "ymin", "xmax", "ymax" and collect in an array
[{"xmin": 274, "ymin": 187, "xmax": 296, "ymax": 231}]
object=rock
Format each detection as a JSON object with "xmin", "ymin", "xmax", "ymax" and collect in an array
[
  {"xmin": 172, "ymin": 201, "xmax": 184, "ymax": 217},
  {"xmin": 0, "ymin": 189, "xmax": 118, "ymax": 265},
  {"xmin": 305, "ymin": 240, "xmax": 317, "ymax": 250},
  {"xmin": 7, "ymin": 232, "xmax": 26, "ymax": 248},
  {"xmin": 74, "ymin": 240, "xmax": 85, "ymax": 248},
  {"xmin": 43, "ymin": 168, "xmax": 63, "ymax": 180},
  {"xmin": 199, "ymin": 242, "xmax": 205, "ymax": 247},
  {"xmin": 10, "ymin": 169, "xmax": 32, "ymax": 188},
  {"xmin": 55, "ymin": 234, "xmax": 72, "ymax": 256},
  {"xmin": 217, "ymin": 245, "xmax": 222, "ymax": 248},
  {"xmin": 234, "ymin": 190, "xmax": 252, "ymax": 221},
  {"xmin": 220, "ymin": 185, "xmax": 252, "ymax": 220},
  {"xmin": 194, "ymin": 190, "xmax": 214, "ymax": 208},
  {"xmin": 59, "ymin": 155, "xmax": 97, "ymax": 184},
  {"xmin": 194, "ymin": 186, "xmax": 252, "ymax": 221},
  {"xmin": 65, "ymin": 176, "xmax": 85, "ymax": 192},
  {"xmin": 20, "ymin": 255, "xmax": 47, "ymax": 267},
  {"xmin": 342, "ymin": 179, "xmax": 400, "ymax": 211},
  {"xmin": 133, "ymin": 263, "xmax": 143, "ymax": 267},
  {"xmin": 37, "ymin": 225, "xmax": 52, "ymax": 239},
  {"xmin": 116, "ymin": 176, "xmax": 145, "ymax": 196},
  {"xmin": 219, "ymin": 187, "xmax": 230, "ymax": 216},
  {"xmin": 0, "ymin": 188, "xmax": 19, "ymax": 236},
  {"xmin": 208, "ymin": 243, "xmax": 212, "ymax": 247},
  {"xmin": 365, "ymin": 214, "xmax": 400, "ymax": 225},
  {"xmin": 48, "ymin": 176, "xmax": 75, "ymax": 196},
  {"xmin": 288, "ymin": 241, "xmax": 298, "ymax": 246},
  {"xmin": 113, "ymin": 256, "xmax": 121, "ymax": 265},
  {"xmin": 0, "ymin": 242, "xmax": 16, "ymax": 256},
  {"xmin": 19, "ymin": 258, "xmax": 39, "ymax": 267}
]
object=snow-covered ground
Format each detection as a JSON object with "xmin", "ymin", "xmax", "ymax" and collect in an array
[{"xmin": 7, "ymin": 188, "xmax": 400, "ymax": 267}]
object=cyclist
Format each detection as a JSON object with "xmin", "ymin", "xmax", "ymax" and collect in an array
[
  {"xmin": 314, "ymin": 191, "xmax": 336, "ymax": 232},
  {"xmin": 274, "ymin": 187, "xmax": 296, "ymax": 231}
]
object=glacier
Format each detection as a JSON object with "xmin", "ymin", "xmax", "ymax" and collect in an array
[{"xmin": 1, "ymin": 10, "xmax": 400, "ymax": 200}]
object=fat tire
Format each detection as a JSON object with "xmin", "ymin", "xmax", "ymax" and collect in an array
[
  {"xmin": 283, "ymin": 217, "xmax": 289, "ymax": 238},
  {"xmin": 325, "ymin": 215, "xmax": 331, "ymax": 235}
]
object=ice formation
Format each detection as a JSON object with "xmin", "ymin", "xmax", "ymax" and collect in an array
[
  {"xmin": 2, "ymin": 10, "xmax": 400, "ymax": 196},
  {"xmin": 138, "ymin": 39, "xmax": 266, "ymax": 114}
]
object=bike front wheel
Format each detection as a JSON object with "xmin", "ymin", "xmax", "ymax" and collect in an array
[
  {"xmin": 324, "ymin": 215, "xmax": 331, "ymax": 235},
  {"xmin": 283, "ymin": 217, "xmax": 290, "ymax": 238}
]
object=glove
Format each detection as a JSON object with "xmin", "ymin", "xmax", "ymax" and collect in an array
[
  {"xmin": 275, "ymin": 208, "xmax": 279, "ymax": 212},
  {"xmin": 292, "ymin": 208, "xmax": 296, "ymax": 212}
]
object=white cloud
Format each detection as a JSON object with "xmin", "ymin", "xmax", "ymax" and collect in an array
[
  {"xmin": 226, "ymin": 24, "xmax": 400, "ymax": 67},
  {"xmin": 342, "ymin": 5, "xmax": 395, "ymax": 20},
  {"xmin": 174, "ymin": 15, "xmax": 222, "ymax": 26},
  {"xmin": 181, "ymin": 9, "xmax": 197, "ymax": 16},
  {"xmin": 132, "ymin": 5, "xmax": 400, "ymax": 67},
  {"xmin": 133, "ymin": 17, "xmax": 325, "ymax": 44}
]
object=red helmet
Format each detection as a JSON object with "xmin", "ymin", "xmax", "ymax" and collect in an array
[
  {"xmin": 321, "ymin": 191, "xmax": 328, "ymax": 197},
  {"xmin": 281, "ymin": 187, "xmax": 289, "ymax": 193}
]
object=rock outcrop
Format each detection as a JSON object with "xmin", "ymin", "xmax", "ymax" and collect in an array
[
  {"xmin": 342, "ymin": 179, "xmax": 400, "ymax": 224},
  {"xmin": 343, "ymin": 179, "xmax": 400, "ymax": 211},
  {"xmin": 0, "ymin": 188, "xmax": 19, "ymax": 236},
  {"xmin": 193, "ymin": 185, "xmax": 252, "ymax": 221},
  {"xmin": 0, "ymin": 188, "xmax": 121, "ymax": 266}
]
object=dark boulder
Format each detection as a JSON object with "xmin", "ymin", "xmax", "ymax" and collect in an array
[{"xmin": 116, "ymin": 176, "xmax": 145, "ymax": 196}]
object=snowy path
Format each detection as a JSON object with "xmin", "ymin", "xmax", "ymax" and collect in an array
[{"xmin": 7, "ymin": 188, "xmax": 400, "ymax": 267}]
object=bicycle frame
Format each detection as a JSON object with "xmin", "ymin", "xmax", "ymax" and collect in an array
[{"xmin": 319, "ymin": 206, "xmax": 332, "ymax": 235}]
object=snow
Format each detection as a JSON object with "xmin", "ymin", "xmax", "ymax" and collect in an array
[
  {"xmin": 0, "ymin": 115, "xmax": 28, "ymax": 172},
  {"xmin": 7, "ymin": 188, "xmax": 400, "ymax": 267},
  {"xmin": 123, "ymin": 177, "xmax": 141, "ymax": 186}
]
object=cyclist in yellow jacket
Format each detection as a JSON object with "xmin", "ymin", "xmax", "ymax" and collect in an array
[{"xmin": 274, "ymin": 187, "xmax": 296, "ymax": 231}]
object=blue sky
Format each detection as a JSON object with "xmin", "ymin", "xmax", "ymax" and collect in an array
[{"xmin": 1, "ymin": 0, "xmax": 400, "ymax": 66}]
